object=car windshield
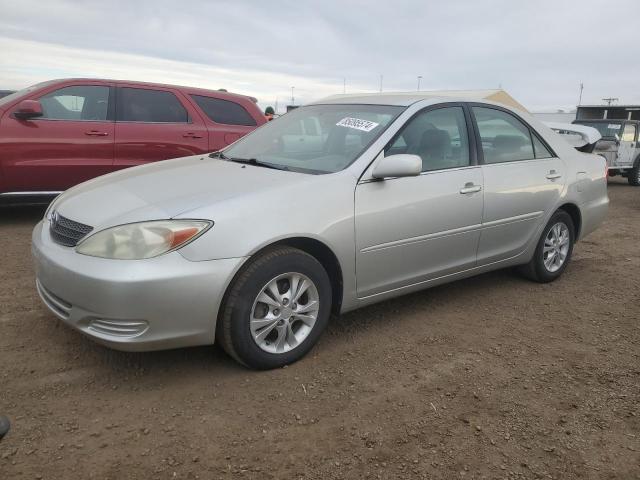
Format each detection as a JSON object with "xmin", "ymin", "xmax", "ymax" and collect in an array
[
  {"xmin": 574, "ymin": 121, "xmax": 622, "ymax": 139},
  {"xmin": 221, "ymin": 104, "xmax": 405, "ymax": 174}
]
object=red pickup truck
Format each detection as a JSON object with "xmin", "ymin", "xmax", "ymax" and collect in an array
[{"xmin": 0, "ymin": 78, "xmax": 266, "ymax": 200}]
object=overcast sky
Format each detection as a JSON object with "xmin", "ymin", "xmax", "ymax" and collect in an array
[{"xmin": 0, "ymin": 0, "xmax": 637, "ymax": 112}]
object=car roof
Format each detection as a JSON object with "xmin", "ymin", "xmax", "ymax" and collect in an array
[
  {"xmin": 51, "ymin": 78, "xmax": 257, "ymax": 103},
  {"xmin": 312, "ymin": 89, "xmax": 528, "ymax": 111}
]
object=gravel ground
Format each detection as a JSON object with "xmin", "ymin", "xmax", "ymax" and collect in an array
[{"xmin": 0, "ymin": 178, "xmax": 638, "ymax": 480}]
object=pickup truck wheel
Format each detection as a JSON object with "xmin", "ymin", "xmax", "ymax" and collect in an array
[
  {"xmin": 628, "ymin": 159, "xmax": 640, "ymax": 186},
  {"xmin": 217, "ymin": 246, "xmax": 332, "ymax": 370},
  {"xmin": 519, "ymin": 210, "xmax": 575, "ymax": 283}
]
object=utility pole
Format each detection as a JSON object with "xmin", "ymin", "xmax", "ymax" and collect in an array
[
  {"xmin": 602, "ymin": 97, "xmax": 618, "ymax": 106},
  {"xmin": 291, "ymin": 86, "xmax": 295, "ymax": 106},
  {"xmin": 379, "ymin": 75, "xmax": 383, "ymax": 92},
  {"xmin": 578, "ymin": 82, "xmax": 584, "ymax": 106},
  {"xmin": 417, "ymin": 76, "xmax": 422, "ymax": 91}
]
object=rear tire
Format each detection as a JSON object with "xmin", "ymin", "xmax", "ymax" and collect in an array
[
  {"xmin": 628, "ymin": 159, "xmax": 640, "ymax": 186},
  {"xmin": 519, "ymin": 210, "xmax": 575, "ymax": 283},
  {"xmin": 217, "ymin": 246, "xmax": 332, "ymax": 369}
]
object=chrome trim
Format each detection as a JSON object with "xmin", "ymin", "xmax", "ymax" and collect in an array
[
  {"xmin": 361, "ymin": 223, "xmax": 482, "ymax": 253},
  {"xmin": 88, "ymin": 319, "xmax": 149, "ymax": 338},
  {"xmin": 1, "ymin": 191, "xmax": 63, "ymax": 196},
  {"xmin": 481, "ymin": 211, "xmax": 543, "ymax": 229},
  {"xmin": 361, "ymin": 211, "xmax": 543, "ymax": 253}
]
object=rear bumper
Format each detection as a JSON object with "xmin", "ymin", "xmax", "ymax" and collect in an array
[{"xmin": 32, "ymin": 220, "xmax": 246, "ymax": 351}]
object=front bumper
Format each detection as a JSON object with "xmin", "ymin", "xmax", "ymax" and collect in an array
[{"xmin": 31, "ymin": 220, "xmax": 246, "ymax": 351}]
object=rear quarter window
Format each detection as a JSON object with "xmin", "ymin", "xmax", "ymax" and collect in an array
[{"xmin": 191, "ymin": 95, "xmax": 257, "ymax": 126}]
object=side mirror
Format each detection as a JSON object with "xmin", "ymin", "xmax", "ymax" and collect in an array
[
  {"xmin": 372, "ymin": 154, "xmax": 422, "ymax": 179},
  {"xmin": 14, "ymin": 99, "xmax": 43, "ymax": 120}
]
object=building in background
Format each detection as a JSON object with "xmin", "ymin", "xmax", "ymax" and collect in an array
[{"xmin": 576, "ymin": 104, "xmax": 640, "ymax": 121}]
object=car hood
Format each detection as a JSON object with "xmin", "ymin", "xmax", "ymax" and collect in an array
[{"xmin": 54, "ymin": 155, "xmax": 314, "ymax": 229}]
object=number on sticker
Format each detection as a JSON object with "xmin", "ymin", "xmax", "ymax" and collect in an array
[{"xmin": 336, "ymin": 117, "xmax": 379, "ymax": 132}]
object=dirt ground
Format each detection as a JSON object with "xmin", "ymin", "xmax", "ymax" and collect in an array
[{"xmin": 0, "ymin": 178, "xmax": 638, "ymax": 480}]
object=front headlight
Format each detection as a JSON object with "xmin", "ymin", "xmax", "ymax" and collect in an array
[{"xmin": 76, "ymin": 220, "xmax": 212, "ymax": 260}]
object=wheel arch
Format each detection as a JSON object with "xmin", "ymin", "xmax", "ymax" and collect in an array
[
  {"xmin": 267, "ymin": 237, "xmax": 344, "ymax": 315},
  {"xmin": 225, "ymin": 236, "xmax": 344, "ymax": 316},
  {"xmin": 557, "ymin": 203, "xmax": 582, "ymax": 239}
]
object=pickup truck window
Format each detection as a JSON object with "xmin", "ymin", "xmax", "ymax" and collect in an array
[
  {"xmin": 622, "ymin": 124, "xmax": 636, "ymax": 142},
  {"xmin": 190, "ymin": 95, "xmax": 257, "ymax": 126},
  {"xmin": 117, "ymin": 87, "xmax": 189, "ymax": 123},
  {"xmin": 574, "ymin": 121, "xmax": 622, "ymax": 139},
  {"xmin": 39, "ymin": 85, "xmax": 109, "ymax": 121}
]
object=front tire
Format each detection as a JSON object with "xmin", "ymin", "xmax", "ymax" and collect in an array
[
  {"xmin": 217, "ymin": 246, "xmax": 332, "ymax": 369},
  {"xmin": 519, "ymin": 210, "xmax": 575, "ymax": 283}
]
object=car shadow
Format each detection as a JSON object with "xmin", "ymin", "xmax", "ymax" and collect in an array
[
  {"xmin": 0, "ymin": 204, "xmax": 47, "ymax": 224},
  {"xmin": 607, "ymin": 177, "xmax": 632, "ymax": 188},
  {"xmin": 53, "ymin": 268, "xmax": 522, "ymax": 380}
]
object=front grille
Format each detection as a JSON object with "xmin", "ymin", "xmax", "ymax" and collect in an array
[{"xmin": 50, "ymin": 212, "xmax": 93, "ymax": 247}]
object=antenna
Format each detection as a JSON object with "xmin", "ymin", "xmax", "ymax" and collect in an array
[
  {"xmin": 602, "ymin": 97, "xmax": 618, "ymax": 106},
  {"xmin": 578, "ymin": 82, "xmax": 584, "ymax": 106}
]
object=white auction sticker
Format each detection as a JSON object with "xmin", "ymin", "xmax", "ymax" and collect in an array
[
  {"xmin": 608, "ymin": 124, "xmax": 621, "ymax": 130},
  {"xmin": 336, "ymin": 117, "xmax": 379, "ymax": 132}
]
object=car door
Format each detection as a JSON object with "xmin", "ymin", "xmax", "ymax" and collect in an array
[
  {"xmin": 113, "ymin": 86, "xmax": 208, "ymax": 169},
  {"xmin": 0, "ymin": 83, "xmax": 114, "ymax": 192},
  {"xmin": 354, "ymin": 105, "xmax": 483, "ymax": 297},
  {"xmin": 470, "ymin": 105, "xmax": 565, "ymax": 265},
  {"xmin": 617, "ymin": 122, "xmax": 637, "ymax": 167}
]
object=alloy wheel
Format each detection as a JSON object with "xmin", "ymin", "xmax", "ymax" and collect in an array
[
  {"xmin": 250, "ymin": 272, "xmax": 320, "ymax": 354},
  {"xmin": 543, "ymin": 222, "xmax": 570, "ymax": 273}
]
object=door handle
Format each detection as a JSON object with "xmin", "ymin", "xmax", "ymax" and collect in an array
[
  {"xmin": 459, "ymin": 183, "xmax": 482, "ymax": 194},
  {"xmin": 85, "ymin": 130, "xmax": 109, "ymax": 136},
  {"xmin": 183, "ymin": 132, "xmax": 203, "ymax": 139},
  {"xmin": 546, "ymin": 170, "xmax": 562, "ymax": 180}
]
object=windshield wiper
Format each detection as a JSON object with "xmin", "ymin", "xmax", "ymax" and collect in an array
[
  {"xmin": 208, "ymin": 151, "xmax": 229, "ymax": 159},
  {"xmin": 209, "ymin": 151, "xmax": 289, "ymax": 171},
  {"xmin": 225, "ymin": 157, "xmax": 290, "ymax": 171}
]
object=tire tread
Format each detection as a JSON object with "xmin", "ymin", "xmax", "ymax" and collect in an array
[{"xmin": 216, "ymin": 246, "xmax": 320, "ymax": 367}]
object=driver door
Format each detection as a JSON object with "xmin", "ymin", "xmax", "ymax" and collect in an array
[
  {"xmin": 0, "ymin": 83, "xmax": 115, "ymax": 192},
  {"xmin": 354, "ymin": 105, "xmax": 483, "ymax": 297}
]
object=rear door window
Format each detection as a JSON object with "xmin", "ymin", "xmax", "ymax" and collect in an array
[
  {"xmin": 190, "ymin": 95, "xmax": 257, "ymax": 126},
  {"xmin": 472, "ymin": 107, "xmax": 535, "ymax": 163},
  {"xmin": 117, "ymin": 87, "xmax": 189, "ymax": 123},
  {"xmin": 532, "ymin": 134, "xmax": 553, "ymax": 158},
  {"xmin": 38, "ymin": 85, "xmax": 110, "ymax": 121}
]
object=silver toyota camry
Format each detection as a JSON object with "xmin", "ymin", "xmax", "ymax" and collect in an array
[{"xmin": 32, "ymin": 94, "xmax": 609, "ymax": 369}]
